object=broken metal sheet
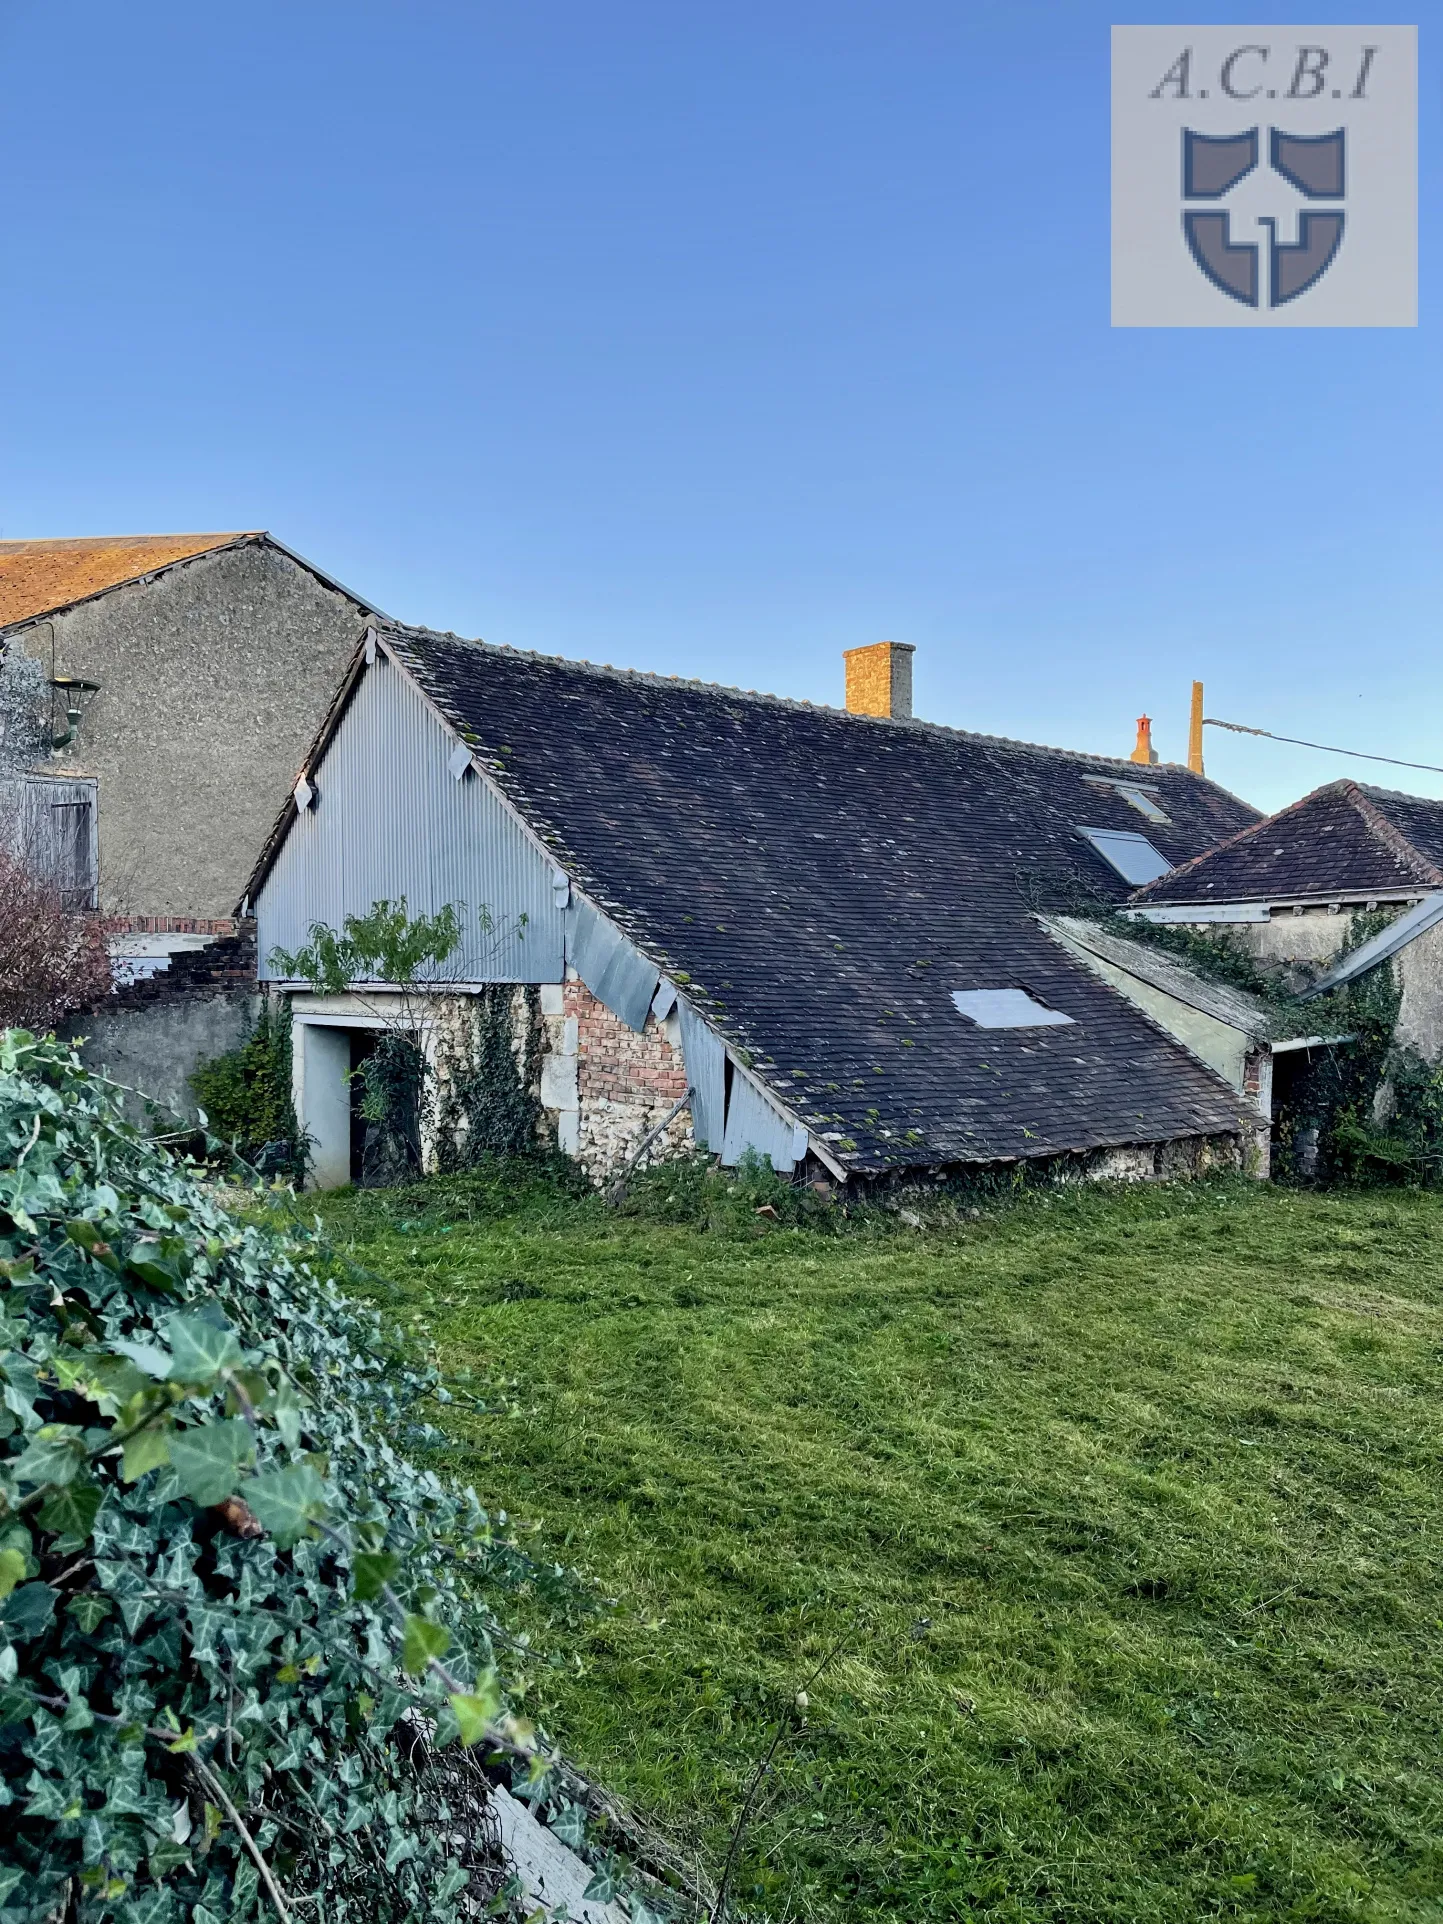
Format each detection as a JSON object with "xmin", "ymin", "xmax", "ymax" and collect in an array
[
  {"xmin": 1299, "ymin": 892, "xmax": 1443, "ymax": 999},
  {"xmin": 721, "ymin": 1070, "xmax": 803, "ymax": 1173},
  {"xmin": 447, "ymin": 742, "xmax": 473, "ymax": 781},
  {"xmin": 491, "ymin": 1785, "xmax": 628, "ymax": 1924},
  {"xmin": 651, "ymin": 977, "xmax": 677, "ymax": 1020},
  {"xmin": 566, "ymin": 897, "xmax": 658, "ymax": 1032},
  {"xmin": 676, "ymin": 999, "xmax": 726, "ymax": 1151}
]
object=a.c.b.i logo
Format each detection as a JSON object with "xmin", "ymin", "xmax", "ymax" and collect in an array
[
  {"xmin": 1112, "ymin": 26, "xmax": 1415, "ymax": 328},
  {"xmin": 1183, "ymin": 125, "xmax": 1344, "ymax": 309}
]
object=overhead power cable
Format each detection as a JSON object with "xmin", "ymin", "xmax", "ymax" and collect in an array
[{"xmin": 1203, "ymin": 716, "xmax": 1443, "ymax": 779}]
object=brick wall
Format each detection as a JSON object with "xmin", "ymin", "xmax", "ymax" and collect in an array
[
  {"xmin": 540, "ymin": 977, "xmax": 693, "ymax": 1182},
  {"xmin": 108, "ymin": 922, "xmax": 258, "ymax": 1011},
  {"xmin": 113, "ymin": 914, "xmax": 241, "ymax": 939}
]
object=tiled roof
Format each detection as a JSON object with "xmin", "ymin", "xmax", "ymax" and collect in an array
[
  {"xmin": 377, "ymin": 624, "xmax": 1261, "ymax": 1170},
  {"xmin": 1131, "ymin": 779, "xmax": 1443, "ymax": 908},
  {"xmin": 0, "ymin": 534, "xmax": 255, "ymax": 630}
]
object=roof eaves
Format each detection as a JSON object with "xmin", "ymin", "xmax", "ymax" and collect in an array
[
  {"xmin": 1298, "ymin": 892, "xmax": 1443, "ymax": 999},
  {"xmin": 1041, "ymin": 914, "xmax": 1272, "ymax": 1037}
]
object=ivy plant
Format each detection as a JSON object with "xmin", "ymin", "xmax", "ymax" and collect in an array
[{"xmin": 0, "ymin": 1030, "xmax": 581, "ymax": 1922}]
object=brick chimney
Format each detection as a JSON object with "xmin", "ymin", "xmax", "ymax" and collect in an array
[
  {"xmin": 844, "ymin": 641, "xmax": 915, "ymax": 720},
  {"xmin": 1130, "ymin": 715, "xmax": 1159, "ymax": 765}
]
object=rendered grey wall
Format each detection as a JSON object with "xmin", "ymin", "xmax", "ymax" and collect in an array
[
  {"xmin": 256, "ymin": 650, "xmax": 568, "ymax": 983},
  {"xmin": 74, "ymin": 991, "xmax": 257, "ymax": 1125},
  {"xmin": 1223, "ymin": 908, "xmax": 1366, "ymax": 968},
  {"xmin": 18, "ymin": 541, "xmax": 366, "ymax": 918},
  {"xmin": 1396, "ymin": 921, "xmax": 1443, "ymax": 1062}
]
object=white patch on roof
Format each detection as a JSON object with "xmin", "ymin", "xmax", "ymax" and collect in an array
[{"xmin": 951, "ymin": 988, "xmax": 1075, "ymax": 1029}]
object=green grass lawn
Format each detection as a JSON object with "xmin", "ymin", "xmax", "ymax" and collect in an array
[{"xmin": 306, "ymin": 1170, "xmax": 1443, "ymax": 1923}]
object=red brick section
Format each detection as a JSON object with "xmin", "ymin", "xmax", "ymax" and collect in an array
[
  {"xmin": 113, "ymin": 915, "xmax": 241, "ymax": 938},
  {"xmin": 563, "ymin": 980, "xmax": 688, "ymax": 1110}
]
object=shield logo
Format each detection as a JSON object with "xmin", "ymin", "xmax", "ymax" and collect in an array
[{"xmin": 1181, "ymin": 127, "xmax": 1345, "ymax": 309}]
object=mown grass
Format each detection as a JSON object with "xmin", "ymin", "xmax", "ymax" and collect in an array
[{"xmin": 307, "ymin": 1167, "xmax": 1443, "ymax": 1922}]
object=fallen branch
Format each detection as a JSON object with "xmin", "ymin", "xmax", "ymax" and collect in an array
[
  {"xmin": 189, "ymin": 1751, "xmax": 295, "ymax": 1924},
  {"xmin": 710, "ymin": 1629, "xmax": 853, "ymax": 1923}
]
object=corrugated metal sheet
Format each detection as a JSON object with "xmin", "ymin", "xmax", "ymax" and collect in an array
[
  {"xmin": 1299, "ymin": 892, "xmax": 1443, "ymax": 999},
  {"xmin": 0, "ymin": 774, "xmax": 98, "ymax": 908},
  {"xmin": 721, "ymin": 1070, "xmax": 802, "ymax": 1172},
  {"xmin": 676, "ymin": 999, "xmax": 726, "ymax": 1151},
  {"xmin": 567, "ymin": 898, "xmax": 658, "ymax": 1031},
  {"xmin": 255, "ymin": 653, "xmax": 566, "ymax": 983}
]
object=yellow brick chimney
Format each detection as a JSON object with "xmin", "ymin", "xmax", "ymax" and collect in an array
[
  {"xmin": 1130, "ymin": 715, "xmax": 1159, "ymax": 765},
  {"xmin": 844, "ymin": 641, "xmax": 915, "ymax": 720}
]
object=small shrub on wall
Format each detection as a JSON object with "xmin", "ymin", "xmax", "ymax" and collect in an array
[
  {"xmin": 0, "ymin": 851, "xmax": 111, "ymax": 1034},
  {"xmin": 189, "ymin": 999, "xmax": 305, "ymax": 1179}
]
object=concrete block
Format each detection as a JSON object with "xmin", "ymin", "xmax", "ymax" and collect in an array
[
  {"xmin": 557, "ymin": 1110, "xmax": 580, "ymax": 1156},
  {"xmin": 540, "ymin": 1053, "xmax": 579, "ymax": 1112},
  {"xmin": 539, "ymin": 983, "xmax": 565, "ymax": 1016}
]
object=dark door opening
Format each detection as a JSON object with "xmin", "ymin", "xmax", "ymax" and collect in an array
[
  {"xmin": 1271, "ymin": 1045, "xmax": 1322, "ymax": 1180},
  {"xmin": 348, "ymin": 1031, "xmax": 380, "ymax": 1183},
  {"xmin": 348, "ymin": 1028, "xmax": 424, "ymax": 1186}
]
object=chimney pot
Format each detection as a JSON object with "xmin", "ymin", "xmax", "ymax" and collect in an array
[
  {"xmin": 1130, "ymin": 715, "xmax": 1159, "ymax": 766},
  {"xmin": 844, "ymin": 640, "xmax": 915, "ymax": 720}
]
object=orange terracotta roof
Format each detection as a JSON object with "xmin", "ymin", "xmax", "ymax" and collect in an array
[{"xmin": 0, "ymin": 533, "xmax": 258, "ymax": 629}]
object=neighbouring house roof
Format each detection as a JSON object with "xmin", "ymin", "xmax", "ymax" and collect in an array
[
  {"xmin": 258, "ymin": 622, "xmax": 1264, "ymax": 1171},
  {"xmin": 0, "ymin": 532, "xmax": 381, "ymax": 633},
  {"xmin": 0, "ymin": 534, "xmax": 254, "ymax": 629},
  {"xmin": 1130, "ymin": 779, "xmax": 1443, "ymax": 909}
]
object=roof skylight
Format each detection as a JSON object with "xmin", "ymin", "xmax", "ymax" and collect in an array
[
  {"xmin": 951, "ymin": 988, "xmax": 1076, "ymax": 1029},
  {"xmin": 1079, "ymin": 826, "xmax": 1173, "ymax": 885},
  {"xmin": 1080, "ymin": 775, "xmax": 1171, "ymax": 823}
]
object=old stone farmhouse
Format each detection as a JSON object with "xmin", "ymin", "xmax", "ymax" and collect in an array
[
  {"xmin": 1127, "ymin": 778, "xmax": 1443, "ymax": 1128},
  {"xmin": 0, "ymin": 532, "xmax": 378, "ymax": 1115},
  {"xmin": 244, "ymin": 622, "xmax": 1293, "ymax": 1189}
]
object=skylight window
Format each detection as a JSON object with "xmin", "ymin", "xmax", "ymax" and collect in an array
[
  {"xmin": 951, "ymin": 988, "xmax": 1076, "ymax": 1029},
  {"xmin": 1079, "ymin": 826, "xmax": 1173, "ymax": 886},
  {"xmin": 1080, "ymin": 775, "xmax": 1171, "ymax": 823}
]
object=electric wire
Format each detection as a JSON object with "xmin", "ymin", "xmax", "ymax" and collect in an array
[{"xmin": 1203, "ymin": 717, "xmax": 1443, "ymax": 779}]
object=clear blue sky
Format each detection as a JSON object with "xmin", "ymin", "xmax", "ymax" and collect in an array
[{"xmin": 0, "ymin": 0, "xmax": 1436, "ymax": 813}]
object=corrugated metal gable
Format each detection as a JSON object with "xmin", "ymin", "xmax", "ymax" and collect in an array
[{"xmin": 255, "ymin": 652, "xmax": 566, "ymax": 983}]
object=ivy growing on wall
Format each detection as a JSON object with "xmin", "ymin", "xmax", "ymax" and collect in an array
[
  {"xmin": 435, "ymin": 988, "xmax": 544, "ymax": 1170},
  {"xmin": 1112, "ymin": 908, "xmax": 1443, "ymax": 1186}
]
